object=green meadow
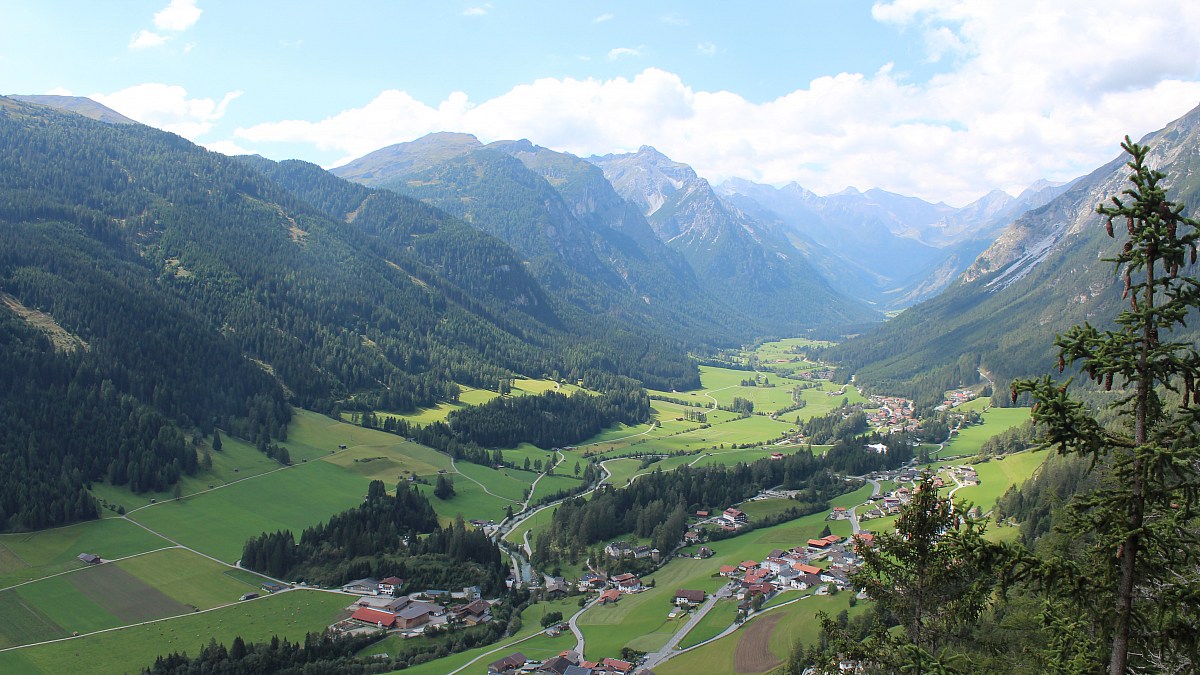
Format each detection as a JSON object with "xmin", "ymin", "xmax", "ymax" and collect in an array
[
  {"xmin": 0, "ymin": 518, "xmax": 170, "ymax": 589},
  {"xmin": 939, "ymin": 407, "xmax": 1031, "ymax": 458},
  {"xmin": 0, "ymin": 590, "xmax": 350, "ymax": 674}
]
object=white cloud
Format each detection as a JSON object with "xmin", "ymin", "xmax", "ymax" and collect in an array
[
  {"xmin": 607, "ymin": 46, "xmax": 642, "ymax": 61},
  {"xmin": 660, "ymin": 14, "xmax": 688, "ymax": 26},
  {"xmin": 129, "ymin": 30, "xmax": 168, "ymax": 50},
  {"xmin": 696, "ymin": 42, "xmax": 717, "ymax": 56},
  {"xmin": 227, "ymin": 1, "xmax": 1200, "ymax": 205},
  {"xmin": 91, "ymin": 84, "xmax": 242, "ymax": 138},
  {"xmin": 203, "ymin": 139, "xmax": 257, "ymax": 156},
  {"xmin": 154, "ymin": 0, "xmax": 202, "ymax": 32},
  {"xmin": 593, "ymin": 13, "xmax": 614, "ymax": 23},
  {"xmin": 462, "ymin": 6, "xmax": 489, "ymax": 16}
]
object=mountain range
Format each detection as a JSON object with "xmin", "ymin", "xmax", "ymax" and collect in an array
[{"xmin": 829, "ymin": 102, "xmax": 1200, "ymax": 405}]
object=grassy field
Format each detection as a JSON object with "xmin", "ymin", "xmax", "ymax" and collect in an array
[
  {"xmin": 655, "ymin": 593, "xmax": 866, "ymax": 674},
  {"xmin": 115, "ymin": 548, "xmax": 267, "ymax": 609},
  {"xmin": 529, "ymin": 474, "xmax": 584, "ymax": 504},
  {"xmin": 948, "ymin": 448, "xmax": 1050, "ymax": 511},
  {"xmin": 677, "ymin": 597, "xmax": 739, "ymax": 649},
  {"xmin": 418, "ymin": 479, "xmax": 513, "ymax": 525},
  {"xmin": 0, "ymin": 518, "xmax": 170, "ymax": 589},
  {"xmin": 454, "ymin": 462, "xmax": 530, "ymax": 503},
  {"xmin": 128, "ymin": 460, "xmax": 370, "ymax": 563},
  {"xmin": 0, "ymin": 589, "xmax": 350, "ymax": 674},
  {"xmin": 940, "ymin": 407, "xmax": 1031, "ymax": 458}
]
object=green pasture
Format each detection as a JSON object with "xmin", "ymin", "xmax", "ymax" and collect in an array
[
  {"xmin": 737, "ymin": 498, "xmax": 807, "ymax": 521},
  {"xmin": 637, "ymin": 416, "xmax": 792, "ymax": 455},
  {"xmin": 529, "ymin": 474, "xmax": 584, "ymax": 504},
  {"xmin": 948, "ymin": 448, "xmax": 1049, "ymax": 511},
  {"xmin": 128, "ymin": 460, "xmax": 371, "ymax": 563},
  {"xmin": 655, "ymin": 593, "xmax": 866, "ymax": 675},
  {"xmin": 600, "ymin": 458, "xmax": 647, "ymax": 488},
  {"xmin": 502, "ymin": 444, "xmax": 560, "ymax": 469},
  {"xmin": 687, "ymin": 443, "xmax": 810, "ymax": 469},
  {"xmin": 0, "ymin": 518, "xmax": 170, "ymax": 589},
  {"xmin": 940, "ymin": 407, "xmax": 1030, "ymax": 458},
  {"xmin": 115, "ymin": 548, "xmax": 261, "ymax": 610},
  {"xmin": 359, "ymin": 385, "xmax": 502, "ymax": 426},
  {"xmin": 677, "ymin": 597, "xmax": 739, "ymax": 649},
  {"xmin": 505, "ymin": 505, "xmax": 558, "ymax": 548},
  {"xmin": 454, "ymin": 462, "xmax": 530, "ymax": 503},
  {"xmin": 322, "ymin": 439, "xmax": 451, "ymax": 483},
  {"xmin": 0, "ymin": 589, "xmax": 349, "ymax": 674},
  {"xmin": 957, "ymin": 396, "xmax": 992, "ymax": 412},
  {"xmin": 417, "ymin": 479, "xmax": 512, "ymax": 525}
]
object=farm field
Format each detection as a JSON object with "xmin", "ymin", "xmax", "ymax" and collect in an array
[
  {"xmin": 655, "ymin": 593, "xmax": 867, "ymax": 675},
  {"xmin": 940, "ymin": 407, "xmax": 1030, "ymax": 457},
  {"xmin": 0, "ymin": 548, "xmax": 259, "ymax": 650},
  {"xmin": 454, "ymin": 462, "xmax": 531, "ymax": 503},
  {"xmin": 128, "ymin": 460, "xmax": 371, "ymax": 562},
  {"xmin": 529, "ymin": 474, "xmax": 584, "ymax": 504},
  {"xmin": 677, "ymin": 597, "xmax": 739, "ymax": 649},
  {"xmin": 0, "ymin": 590, "xmax": 349, "ymax": 674},
  {"xmin": 417, "ymin": 477, "xmax": 512, "ymax": 525},
  {"xmin": 0, "ymin": 518, "xmax": 170, "ymax": 588},
  {"xmin": 948, "ymin": 448, "xmax": 1050, "ymax": 510}
]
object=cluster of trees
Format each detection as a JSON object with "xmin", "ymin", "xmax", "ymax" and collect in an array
[
  {"xmin": 799, "ymin": 410, "xmax": 867, "ymax": 445},
  {"xmin": 240, "ymin": 480, "xmax": 505, "ymax": 592},
  {"xmin": 533, "ymin": 451, "xmax": 856, "ymax": 566},
  {"xmin": 799, "ymin": 139, "xmax": 1200, "ymax": 674},
  {"xmin": 142, "ymin": 632, "xmax": 389, "ymax": 675},
  {"xmin": 365, "ymin": 383, "xmax": 649, "ymax": 466}
]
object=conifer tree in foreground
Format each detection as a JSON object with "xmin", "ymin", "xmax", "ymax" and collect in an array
[{"xmin": 1012, "ymin": 137, "xmax": 1200, "ymax": 673}]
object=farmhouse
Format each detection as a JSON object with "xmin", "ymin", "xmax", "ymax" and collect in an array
[
  {"xmin": 674, "ymin": 589, "xmax": 706, "ymax": 607},
  {"xmin": 723, "ymin": 508, "xmax": 747, "ymax": 524},
  {"xmin": 77, "ymin": 553, "xmax": 101, "ymax": 565},
  {"xmin": 695, "ymin": 546, "xmax": 714, "ymax": 559},
  {"xmin": 612, "ymin": 573, "xmax": 643, "ymax": 593},
  {"xmin": 395, "ymin": 602, "xmax": 440, "ymax": 629},
  {"xmin": 605, "ymin": 541, "xmax": 633, "ymax": 559},
  {"xmin": 450, "ymin": 599, "xmax": 492, "ymax": 625},
  {"xmin": 718, "ymin": 564, "xmax": 739, "ymax": 577},
  {"xmin": 350, "ymin": 606, "xmax": 398, "ymax": 629},
  {"xmin": 578, "ymin": 571, "xmax": 607, "ymax": 591},
  {"xmin": 377, "ymin": 576, "xmax": 404, "ymax": 594},
  {"xmin": 599, "ymin": 588, "xmax": 621, "ymax": 604},
  {"xmin": 488, "ymin": 652, "xmax": 527, "ymax": 674}
]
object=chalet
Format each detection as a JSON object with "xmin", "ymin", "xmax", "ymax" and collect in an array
[
  {"xmin": 599, "ymin": 588, "xmax": 621, "ymax": 604},
  {"xmin": 738, "ymin": 560, "xmax": 759, "ymax": 571},
  {"xmin": 794, "ymin": 573, "xmax": 822, "ymax": 590},
  {"xmin": 342, "ymin": 577, "xmax": 380, "ymax": 595},
  {"xmin": 539, "ymin": 651, "xmax": 582, "ymax": 675},
  {"xmin": 768, "ymin": 549, "xmax": 786, "ymax": 559},
  {"xmin": 563, "ymin": 667, "xmax": 593, "ymax": 675},
  {"xmin": 450, "ymin": 599, "xmax": 492, "ymax": 625},
  {"xmin": 77, "ymin": 553, "xmax": 101, "ymax": 565},
  {"xmin": 578, "ymin": 572, "xmax": 607, "ymax": 591},
  {"xmin": 762, "ymin": 557, "xmax": 790, "ymax": 573},
  {"xmin": 695, "ymin": 510, "xmax": 710, "ymax": 518},
  {"xmin": 792, "ymin": 563, "xmax": 822, "ymax": 576},
  {"xmin": 683, "ymin": 531, "xmax": 702, "ymax": 544},
  {"xmin": 633, "ymin": 545, "xmax": 652, "ymax": 559},
  {"xmin": 544, "ymin": 575, "xmax": 569, "ymax": 598},
  {"xmin": 776, "ymin": 568, "xmax": 800, "ymax": 585},
  {"xmin": 718, "ymin": 564, "xmax": 739, "ymax": 577},
  {"xmin": 723, "ymin": 508, "xmax": 747, "ymax": 524},
  {"xmin": 601, "ymin": 658, "xmax": 635, "ymax": 674},
  {"xmin": 822, "ymin": 534, "xmax": 842, "ymax": 544},
  {"xmin": 695, "ymin": 546, "xmax": 714, "ymax": 559},
  {"xmin": 377, "ymin": 576, "xmax": 404, "ymax": 594},
  {"xmin": 746, "ymin": 582, "xmax": 775, "ymax": 597},
  {"xmin": 488, "ymin": 652, "xmax": 528, "ymax": 674},
  {"xmin": 807, "ymin": 538, "xmax": 832, "ymax": 550},
  {"xmin": 613, "ymin": 573, "xmax": 643, "ymax": 593},
  {"xmin": 674, "ymin": 589, "xmax": 706, "ymax": 607},
  {"xmin": 830, "ymin": 506, "xmax": 849, "ymax": 520},
  {"xmin": 605, "ymin": 541, "xmax": 633, "ymax": 559},
  {"xmin": 770, "ymin": 452, "xmax": 784, "ymax": 460},
  {"xmin": 350, "ymin": 606, "xmax": 399, "ymax": 629},
  {"xmin": 853, "ymin": 532, "xmax": 876, "ymax": 549}
]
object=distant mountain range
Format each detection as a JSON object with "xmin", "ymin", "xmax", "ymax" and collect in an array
[{"xmin": 830, "ymin": 102, "xmax": 1200, "ymax": 405}]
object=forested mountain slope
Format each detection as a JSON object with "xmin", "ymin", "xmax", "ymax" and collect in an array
[
  {"xmin": 0, "ymin": 97, "xmax": 698, "ymax": 530},
  {"xmin": 830, "ymin": 103, "xmax": 1200, "ymax": 407}
]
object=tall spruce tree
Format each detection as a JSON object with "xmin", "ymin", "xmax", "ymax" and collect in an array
[{"xmin": 1012, "ymin": 137, "xmax": 1200, "ymax": 673}]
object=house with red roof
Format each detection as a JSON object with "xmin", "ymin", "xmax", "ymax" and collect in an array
[
  {"xmin": 599, "ymin": 588, "xmax": 621, "ymax": 604},
  {"xmin": 350, "ymin": 606, "xmax": 398, "ymax": 629}
]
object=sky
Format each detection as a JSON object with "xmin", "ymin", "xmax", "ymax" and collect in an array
[{"xmin": 4, "ymin": 1, "xmax": 1200, "ymax": 206}]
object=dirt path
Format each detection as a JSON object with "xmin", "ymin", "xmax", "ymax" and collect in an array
[{"xmin": 733, "ymin": 611, "xmax": 784, "ymax": 673}]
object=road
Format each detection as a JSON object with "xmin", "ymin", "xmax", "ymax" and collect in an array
[
  {"xmin": 641, "ymin": 582, "xmax": 733, "ymax": 668},
  {"xmin": 847, "ymin": 478, "xmax": 881, "ymax": 535},
  {"xmin": 568, "ymin": 595, "xmax": 597, "ymax": 655}
]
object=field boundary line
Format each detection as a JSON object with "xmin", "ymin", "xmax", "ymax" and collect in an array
[{"xmin": 0, "ymin": 545, "xmax": 182, "ymax": 594}]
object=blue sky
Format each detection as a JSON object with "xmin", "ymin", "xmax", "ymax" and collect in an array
[{"xmin": 4, "ymin": 1, "xmax": 1200, "ymax": 205}]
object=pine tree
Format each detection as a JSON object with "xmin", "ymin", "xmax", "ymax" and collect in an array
[{"xmin": 1012, "ymin": 137, "xmax": 1200, "ymax": 673}]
